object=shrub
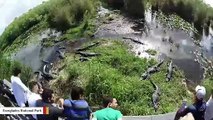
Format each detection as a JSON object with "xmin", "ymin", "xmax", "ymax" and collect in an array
[
  {"xmin": 0, "ymin": 54, "xmax": 32, "ymax": 85},
  {"xmin": 48, "ymin": 0, "xmax": 95, "ymax": 31},
  {"xmin": 0, "ymin": 2, "xmax": 49, "ymax": 50}
]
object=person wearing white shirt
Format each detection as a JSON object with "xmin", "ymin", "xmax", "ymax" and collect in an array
[
  {"xmin": 205, "ymin": 89, "xmax": 213, "ymax": 120},
  {"xmin": 28, "ymin": 81, "xmax": 42, "ymax": 120},
  {"xmin": 11, "ymin": 67, "xmax": 30, "ymax": 107}
]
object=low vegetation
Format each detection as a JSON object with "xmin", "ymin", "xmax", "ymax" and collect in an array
[
  {"xmin": 0, "ymin": 54, "xmax": 32, "ymax": 85},
  {"xmin": 0, "ymin": 0, "xmax": 98, "ymax": 51},
  {"xmin": 51, "ymin": 39, "xmax": 191, "ymax": 115},
  {"xmin": 203, "ymin": 78, "xmax": 213, "ymax": 99},
  {"xmin": 145, "ymin": 49, "xmax": 157, "ymax": 56},
  {"xmin": 104, "ymin": 0, "xmax": 213, "ymax": 32},
  {"xmin": 149, "ymin": 0, "xmax": 213, "ymax": 31}
]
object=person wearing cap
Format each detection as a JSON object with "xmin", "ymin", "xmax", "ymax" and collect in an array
[
  {"xmin": 174, "ymin": 85, "xmax": 206, "ymax": 120},
  {"xmin": 205, "ymin": 88, "xmax": 213, "ymax": 120}
]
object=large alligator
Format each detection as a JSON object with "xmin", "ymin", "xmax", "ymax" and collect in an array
[
  {"xmin": 74, "ymin": 42, "xmax": 100, "ymax": 51},
  {"xmin": 141, "ymin": 60, "xmax": 164, "ymax": 80},
  {"xmin": 122, "ymin": 36, "xmax": 144, "ymax": 45},
  {"xmin": 150, "ymin": 79, "xmax": 161, "ymax": 112},
  {"xmin": 75, "ymin": 51, "xmax": 101, "ymax": 57},
  {"xmin": 42, "ymin": 64, "xmax": 54, "ymax": 80},
  {"xmin": 166, "ymin": 60, "xmax": 174, "ymax": 81}
]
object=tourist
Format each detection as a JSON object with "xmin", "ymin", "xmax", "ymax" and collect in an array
[
  {"xmin": 28, "ymin": 81, "xmax": 42, "ymax": 120},
  {"xmin": 11, "ymin": 67, "xmax": 30, "ymax": 107},
  {"xmin": 63, "ymin": 86, "xmax": 92, "ymax": 120},
  {"xmin": 36, "ymin": 88, "xmax": 64, "ymax": 120},
  {"xmin": 174, "ymin": 85, "xmax": 206, "ymax": 120},
  {"xmin": 205, "ymin": 88, "xmax": 213, "ymax": 120},
  {"xmin": 92, "ymin": 96, "xmax": 123, "ymax": 120}
]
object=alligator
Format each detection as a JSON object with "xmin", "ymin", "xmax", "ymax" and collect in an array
[
  {"xmin": 56, "ymin": 50, "xmax": 65, "ymax": 59},
  {"xmin": 42, "ymin": 64, "xmax": 54, "ymax": 80},
  {"xmin": 58, "ymin": 46, "xmax": 66, "ymax": 49},
  {"xmin": 141, "ymin": 60, "xmax": 164, "ymax": 80},
  {"xmin": 150, "ymin": 79, "xmax": 161, "ymax": 112},
  {"xmin": 79, "ymin": 57, "xmax": 90, "ymax": 62},
  {"xmin": 75, "ymin": 51, "xmax": 101, "ymax": 57},
  {"xmin": 122, "ymin": 36, "xmax": 144, "ymax": 45},
  {"xmin": 141, "ymin": 72, "xmax": 150, "ymax": 80},
  {"xmin": 74, "ymin": 42, "xmax": 100, "ymax": 51},
  {"xmin": 166, "ymin": 60, "xmax": 174, "ymax": 81},
  {"xmin": 41, "ymin": 59, "xmax": 53, "ymax": 65}
]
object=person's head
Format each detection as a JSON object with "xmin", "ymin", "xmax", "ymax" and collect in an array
[
  {"xmin": 37, "ymin": 82, "xmax": 43, "ymax": 94},
  {"xmin": 13, "ymin": 67, "xmax": 21, "ymax": 77},
  {"xmin": 71, "ymin": 86, "xmax": 84, "ymax": 100},
  {"xmin": 194, "ymin": 85, "xmax": 206, "ymax": 102},
  {"xmin": 29, "ymin": 81, "xmax": 39, "ymax": 94},
  {"xmin": 41, "ymin": 88, "xmax": 54, "ymax": 103},
  {"xmin": 102, "ymin": 96, "xmax": 118, "ymax": 108}
]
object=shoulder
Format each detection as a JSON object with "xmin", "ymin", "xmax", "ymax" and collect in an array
[
  {"xmin": 64, "ymin": 99, "xmax": 72, "ymax": 107},
  {"xmin": 113, "ymin": 109, "xmax": 122, "ymax": 115}
]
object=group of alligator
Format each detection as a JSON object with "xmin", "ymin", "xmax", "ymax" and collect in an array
[
  {"xmin": 141, "ymin": 59, "xmax": 175, "ymax": 112},
  {"xmin": 34, "ymin": 41, "xmax": 102, "ymax": 83},
  {"xmin": 74, "ymin": 41, "xmax": 101, "ymax": 61}
]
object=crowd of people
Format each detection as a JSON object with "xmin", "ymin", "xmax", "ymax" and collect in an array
[
  {"xmin": 10, "ymin": 67, "xmax": 122, "ymax": 120},
  {"xmin": 9, "ymin": 67, "xmax": 213, "ymax": 120}
]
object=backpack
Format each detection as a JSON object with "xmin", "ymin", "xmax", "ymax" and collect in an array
[{"xmin": 63, "ymin": 100, "xmax": 91, "ymax": 120}]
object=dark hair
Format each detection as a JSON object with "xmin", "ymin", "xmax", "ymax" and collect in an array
[
  {"xmin": 102, "ymin": 96, "xmax": 113, "ymax": 108},
  {"xmin": 13, "ymin": 67, "xmax": 21, "ymax": 76},
  {"xmin": 71, "ymin": 86, "xmax": 84, "ymax": 100},
  {"xmin": 42, "ymin": 88, "xmax": 54, "ymax": 103},
  {"xmin": 28, "ymin": 81, "xmax": 38, "ymax": 91}
]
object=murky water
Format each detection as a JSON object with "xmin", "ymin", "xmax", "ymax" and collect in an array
[{"xmin": 95, "ymin": 7, "xmax": 213, "ymax": 84}]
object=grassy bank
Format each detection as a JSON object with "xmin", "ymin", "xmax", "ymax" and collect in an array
[
  {"xmin": 0, "ymin": 0, "xmax": 98, "ymax": 52},
  {"xmin": 51, "ymin": 39, "xmax": 192, "ymax": 115},
  {"xmin": 203, "ymin": 78, "xmax": 213, "ymax": 99},
  {"xmin": 104, "ymin": 0, "xmax": 213, "ymax": 32},
  {"xmin": 149, "ymin": 0, "xmax": 213, "ymax": 32}
]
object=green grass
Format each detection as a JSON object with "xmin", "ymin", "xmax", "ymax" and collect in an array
[
  {"xmin": 0, "ymin": 0, "xmax": 98, "ymax": 52},
  {"xmin": 103, "ymin": 0, "xmax": 213, "ymax": 32},
  {"xmin": 203, "ymin": 78, "xmax": 213, "ymax": 100},
  {"xmin": 0, "ymin": 2, "xmax": 49, "ymax": 51},
  {"xmin": 51, "ymin": 39, "xmax": 192, "ymax": 115},
  {"xmin": 149, "ymin": 0, "xmax": 213, "ymax": 32},
  {"xmin": 0, "ymin": 54, "xmax": 32, "ymax": 85}
]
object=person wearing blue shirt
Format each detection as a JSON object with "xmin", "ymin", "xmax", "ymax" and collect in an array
[{"xmin": 63, "ymin": 86, "xmax": 92, "ymax": 120}]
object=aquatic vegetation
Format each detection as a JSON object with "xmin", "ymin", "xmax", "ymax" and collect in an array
[
  {"xmin": 145, "ymin": 49, "xmax": 157, "ymax": 56},
  {"xmin": 156, "ymin": 11, "xmax": 198, "ymax": 34},
  {"xmin": 52, "ymin": 39, "xmax": 191, "ymax": 115},
  {"xmin": 148, "ymin": 0, "xmax": 213, "ymax": 32}
]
